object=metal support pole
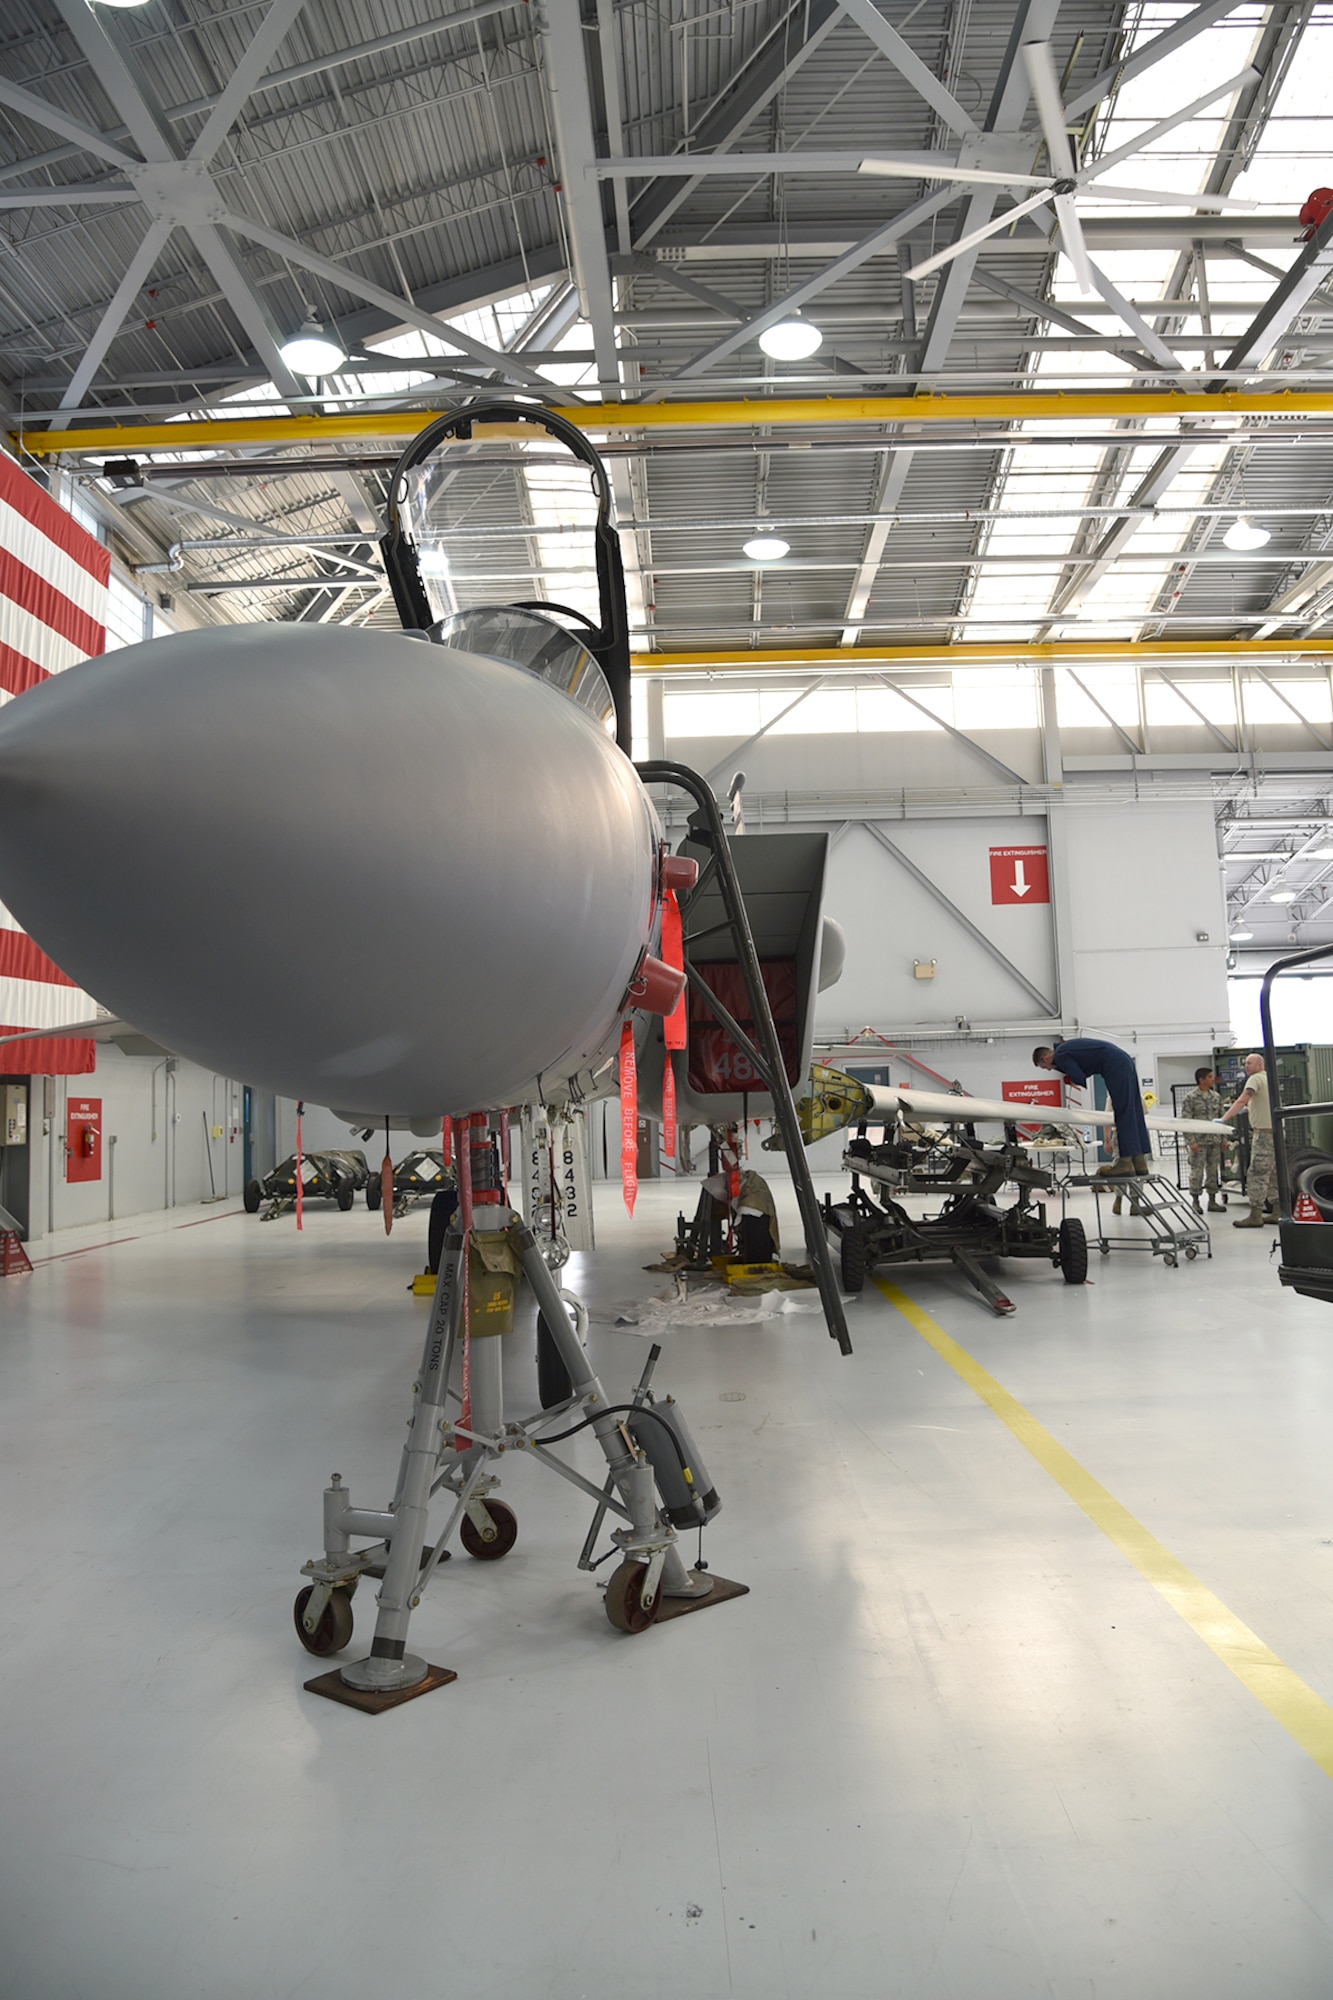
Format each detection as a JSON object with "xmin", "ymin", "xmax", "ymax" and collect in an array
[
  {"xmin": 340, "ymin": 1224, "xmax": 466, "ymax": 1693},
  {"xmin": 636, "ymin": 759, "xmax": 852, "ymax": 1354}
]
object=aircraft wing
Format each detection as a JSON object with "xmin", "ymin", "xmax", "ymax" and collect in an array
[{"xmin": 0, "ymin": 1017, "xmax": 173, "ymax": 1059}]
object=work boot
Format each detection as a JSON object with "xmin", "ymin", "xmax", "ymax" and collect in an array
[
  {"xmin": 1207, "ymin": 1193, "xmax": 1225, "ymax": 1213},
  {"xmin": 1112, "ymin": 1195, "xmax": 1123, "ymax": 1215},
  {"xmin": 1233, "ymin": 1205, "xmax": 1268, "ymax": 1228},
  {"xmin": 1191, "ymin": 1192, "xmax": 1202, "ymax": 1213},
  {"xmin": 1100, "ymin": 1157, "xmax": 1138, "ymax": 1178},
  {"xmin": 1133, "ymin": 1155, "xmax": 1152, "ymax": 1175}
]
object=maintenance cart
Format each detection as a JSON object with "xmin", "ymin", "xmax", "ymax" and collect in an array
[
  {"xmin": 1066, "ymin": 1170, "xmax": 1210, "ymax": 1266},
  {"xmin": 824, "ymin": 1129, "xmax": 1087, "ymax": 1316},
  {"xmin": 244, "ymin": 1150, "xmax": 365, "ymax": 1218},
  {"xmin": 366, "ymin": 1146, "xmax": 454, "ymax": 1220}
]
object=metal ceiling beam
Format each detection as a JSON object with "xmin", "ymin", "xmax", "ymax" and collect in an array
[
  {"xmin": 658, "ymin": 186, "xmax": 958, "ymax": 387},
  {"xmin": 0, "ymin": 1, "xmax": 524, "ymax": 186},
  {"xmin": 217, "ymin": 212, "xmax": 551, "ymax": 386},
  {"xmin": 0, "ymin": 73, "xmax": 136, "ymax": 169},
  {"xmin": 650, "ymin": 213, "xmax": 1303, "ymax": 254},
  {"xmin": 51, "ymin": 217, "xmax": 174, "ymax": 426},
  {"xmin": 53, "ymin": 0, "xmax": 173, "ymax": 162},
  {"xmin": 839, "ymin": 453, "xmax": 912, "ymax": 645},
  {"xmin": 536, "ymin": 0, "xmax": 617, "ymax": 388},
  {"xmin": 593, "ymin": 0, "xmax": 630, "ymax": 256},
  {"xmin": 831, "ymin": 0, "xmax": 977, "ymax": 139},
  {"xmin": 629, "ymin": 0, "xmax": 844, "ymax": 248},
  {"xmin": 917, "ymin": 0, "xmax": 1059, "ymax": 378},
  {"xmin": 970, "ymin": 267, "xmax": 1145, "ymax": 368},
  {"xmin": 840, "ymin": 0, "xmax": 1057, "ymax": 646},
  {"xmin": 23, "ymin": 386, "xmax": 1333, "ymax": 457},
  {"xmin": 0, "ymin": 188, "xmax": 136, "ymax": 206},
  {"xmin": 1063, "ymin": 0, "xmax": 1246, "ymax": 121},
  {"xmin": 188, "ymin": 0, "xmax": 310, "ymax": 166},
  {"xmin": 630, "ymin": 640, "xmax": 1333, "ymax": 667},
  {"xmin": 1046, "ymin": 204, "xmax": 1333, "ymax": 622}
]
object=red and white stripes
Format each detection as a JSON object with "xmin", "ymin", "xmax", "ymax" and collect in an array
[{"xmin": 0, "ymin": 453, "xmax": 110, "ymax": 1072}]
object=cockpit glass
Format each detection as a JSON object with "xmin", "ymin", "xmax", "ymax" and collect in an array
[
  {"xmin": 399, "ymin": 427, "xmax": 602, "ymax": 632},
  {"xmin": 431, "ymin": 605, "xmax": 616, "ymax": 735}
]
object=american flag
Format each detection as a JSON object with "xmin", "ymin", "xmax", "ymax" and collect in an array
[{"xmin": 0, "ymin": 450, "xmax": 111, "ymax": 1075}]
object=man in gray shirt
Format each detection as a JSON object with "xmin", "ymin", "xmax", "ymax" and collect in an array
[
  {"xmin": 1222, "ymin": 1054, "xmax": 1276, "ymax": 1229},
  {"xmin": 1181, "ymin": 1066, "xmax": 1225, "ymax": 1214}
]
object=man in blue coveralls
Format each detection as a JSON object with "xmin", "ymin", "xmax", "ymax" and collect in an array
[{"xmin": 1032, "ymin": 1037, "xmax": 1151, "ymax": 1178}]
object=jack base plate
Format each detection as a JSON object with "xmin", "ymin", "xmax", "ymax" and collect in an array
[
  {"xmin": 654, "ymin": 1573, "xmax": 749, "ymax": 1622},
  {"xmin": 304, "ymin": 1661, "xmax": 458, "ymax": 1713}
]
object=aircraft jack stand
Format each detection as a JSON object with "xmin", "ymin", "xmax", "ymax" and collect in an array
[{"xmin": 298, "ymin": 1204, "xmax": 744, "ymax": 1710}]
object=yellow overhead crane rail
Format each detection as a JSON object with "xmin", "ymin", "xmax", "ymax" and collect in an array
[
  {"xmin": 630, "ymin": 639, "xmax": 1333, "ymax": 669},
  {"xmin": 12, "ymin": 387, "xmax": 1333, "ymax": 457}
]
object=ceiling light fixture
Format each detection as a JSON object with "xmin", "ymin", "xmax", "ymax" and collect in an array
[
  {"xmin": 743, "ymin": 536, "xmax": 790, "ymax": 562},
  {"xmin": 279, "ymin": 316, "xmax": 346, "ymax": 377},
  {"xmin": 757, "ymin": 318, "xmax": 823, "ymax": 361},
  {"xmin": 1271, "ymin": 889, "xmax": 1298, "ymax": 903},
  {"xmin": 92, "ymin": 0, "xmax": 151, "ymax": 9},
  {"xmin": 1310, "ymin": 846, "xmax": 1333, "ymax": 860},
  {"xmin": 1222, "ymin": 517, "xmax": 1272, "ymax": 551},
  {"xmin": 1229, "ymin": 930, "xmax": 1254, "ymax": 941}
]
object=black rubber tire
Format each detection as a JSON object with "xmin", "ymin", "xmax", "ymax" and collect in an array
[
  {"xmin": 537, "ymin": 1312, "xmax": 574, "ymax": 1409},
  {"xmin": 460, "ymin": 1499, "xmax": 518, "ymax": 1561},
  {"xmin": 335, "ymin": 1177, "xmax": 355, "ymax": 1212},
  {"xmin": 293, "ymin": 1584, "xmax": 354, "ymax": 1657},
  {"xmin": 365, "ymin": 1173, "xmax": 382, "ymax": 1211},
  {"xmin": 1287, "ymin": 1147, "xmax": 1333, "ymax": 1217},
  {"xmin": 243, "ymin": 1178, "xmax": 263, "ymax": 1214},
  {"xmin": 1058, "ymin": 1216, "xmax": 1089, "ymax": 1285},
  {"xmin": 839, "ymin": 1227, "xmax": 867, "ymax": 1294},
  {"xmin": 604, "ymin": 1560, "xmax": 663, "ymax": 1634}
]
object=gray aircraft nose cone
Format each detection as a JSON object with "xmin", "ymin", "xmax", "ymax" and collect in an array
[{"xmin": 0, "ymin": 623, "xmax": 657, "ymax": 1114}]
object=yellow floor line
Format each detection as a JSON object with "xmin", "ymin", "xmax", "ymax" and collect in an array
[{"xmin": 875, "ymin": 1277, "xmax": 1333, "ymax": 1782}]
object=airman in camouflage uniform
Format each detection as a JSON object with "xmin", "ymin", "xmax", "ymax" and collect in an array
[{"xmin": 1181, "ymin": 1066, "xmax": 1225, "ymax": 1213}]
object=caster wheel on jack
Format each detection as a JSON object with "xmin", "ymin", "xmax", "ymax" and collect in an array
[
  {"xmin": 460, "ymin": 1499, "xmax": 518, "ymax": 1560},
  {"xmin": 293, "ymin": 1584, "xmax": 354, "ymax": 1657},
  {"xmin": 604, "ymin": 1560, "xmax": 663, "ymax": 1634}
]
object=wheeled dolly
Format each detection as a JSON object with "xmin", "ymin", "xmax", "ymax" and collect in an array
[
  {"xmin": 1069, "ymin": 1173, "xmax": 1211, "ymax": 1265},
  {"xmin": 294, "ymin": 1198, "xmax": 737, "ymax": 1707}
]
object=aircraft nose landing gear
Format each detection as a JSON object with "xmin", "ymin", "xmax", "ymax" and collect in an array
[{"xmin": 296, "ymin": 1188, "xmax": 743, "ymax": 1710}]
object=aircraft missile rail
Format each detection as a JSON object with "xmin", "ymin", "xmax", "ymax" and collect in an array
[{"xmin": 636, "ymin": 759, "xmax": 853, "ymax": 1357}]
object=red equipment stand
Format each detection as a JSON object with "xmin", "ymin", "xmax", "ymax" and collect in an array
[{"xmin": 1, "ymin": 1229, "xmax": 32, "ymax": 1275}]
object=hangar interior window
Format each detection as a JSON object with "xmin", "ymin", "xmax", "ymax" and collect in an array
[{"xmin": 103, "ymin": 573, "xmax": 150, "ymax": 651}]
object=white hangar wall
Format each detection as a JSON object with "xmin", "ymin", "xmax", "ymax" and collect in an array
[
  {"xmin": 19, "ymin": 1046, "xmax": 242, "ymax": 1241},
  {"xmin": 660, "ymin": 720, "xmax": 1232, "ymax": 1180}
]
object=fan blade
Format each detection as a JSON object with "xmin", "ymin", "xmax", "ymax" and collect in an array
[
  {"xmin": 1076, "ymin": 182, "xmax": 1261, "ymax": 212},
  {"xmin": 905, "ymin": 190, "xmax": 1055, "ymax": 281},
  {"xmin": 859, "ymin": 155, "xmax": 1050, "ymax": 190},
  {"xmin": 1053, "ymin": 191, "xmax": 1095, "ymax": 295},
  {"xmin": 1022, "ymin": 40, "xmax": 1077, "ymax": 180}
]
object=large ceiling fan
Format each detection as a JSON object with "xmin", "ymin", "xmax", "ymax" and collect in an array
[{"xmin": 855, "ymin": 42, "xmax": 1260, "ymax": 304}]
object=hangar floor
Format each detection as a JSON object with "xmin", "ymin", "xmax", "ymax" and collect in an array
[{"xmin": 3, "ymin": 1174, "xmax": 1333, "ymax": 1999}]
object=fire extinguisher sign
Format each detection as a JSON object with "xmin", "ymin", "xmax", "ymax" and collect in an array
[
  {"xmin": 989, "ymin": 845, "xmax": 1050, "ymax": 905},
  {"xmin": 66, "ymin": 1096, "xmax": 102, "ymax": 1183}
]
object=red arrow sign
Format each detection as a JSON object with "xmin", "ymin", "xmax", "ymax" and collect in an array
[{"xmin": 990, "ymin": 845, "xmax": 1049, "ymax": 905}]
